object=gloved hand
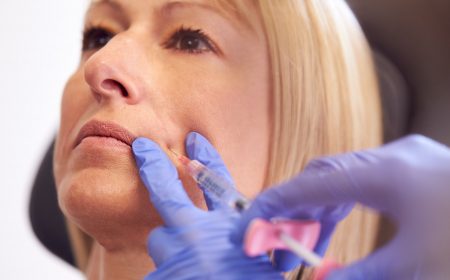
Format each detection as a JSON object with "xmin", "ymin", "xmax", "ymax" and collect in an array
[
  {"xmin": 132, "ymin": 132, "xmax": 282, "ymax": 280},
  {"xmin": 233, "ymin": 135, "xmax": 450, "ymax": 279}
]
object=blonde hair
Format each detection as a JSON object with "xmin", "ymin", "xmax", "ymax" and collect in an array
[
  {"xmin": 67, "ymin": 0, "xmax": 382, "ymax": 278},
  {"xmin": 257, "ymin": 0, "xmax": 382, "ymax": 278},
  {"xmin": 216, "ymin": 0, "xmax": 382, "ymax": 277}
]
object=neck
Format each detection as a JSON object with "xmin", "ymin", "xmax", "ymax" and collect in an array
[{"xmin": 86, "ymin": 241, "xmax": 155, "ymax": 280}]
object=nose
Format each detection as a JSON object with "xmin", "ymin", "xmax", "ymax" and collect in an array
[{"xmin": 84, "ymin": 33, "xmax": 146, "ymax": 105}]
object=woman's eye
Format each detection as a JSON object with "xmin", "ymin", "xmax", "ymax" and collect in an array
[
  {"xmin": 82, "ymin": 27, "xmax": 114, "ymax": 51},
  {"xmin": 164, "ymin": 27, "xmax": 216, "ymax": 54}
]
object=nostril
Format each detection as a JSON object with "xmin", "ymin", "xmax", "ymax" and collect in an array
[
  {"xmin": 101, "ymin": 79, "xmax": 129, "ymax": 97},
  {"xmin": 117, "ymin": 82, "xmax": 128, "ymax": 97}
]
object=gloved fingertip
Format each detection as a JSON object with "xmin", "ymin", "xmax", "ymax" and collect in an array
[
  {"xmin": 185, "ymin": 132, "xmax": 234, "ymax": 184},
  {"xmin": 132, "ymin": 137, "xmax": 161, "ymax": 168},
  {"xmin": 132, "ymin": 137, "xmax": 156, "ymax": 154},
  {"xmin": 185, "ymin": 131, "xmax": 209, "ymax": 157}
]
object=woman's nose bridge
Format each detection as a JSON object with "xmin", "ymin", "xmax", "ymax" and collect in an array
[{"xmin": 83, "ymin": 31, "xmax": 148, "ymax": 104}]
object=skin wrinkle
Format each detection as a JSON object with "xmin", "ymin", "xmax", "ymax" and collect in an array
[{"xmin": 54, "ymin": 0, "xmax": 270, "ymax": 279}]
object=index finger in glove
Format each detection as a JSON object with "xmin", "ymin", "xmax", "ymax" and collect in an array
[
  {"xmin": 132, "ymin": 137, "xmax": 198, "ymax": 227},
  {"xmin": 185, "ymin": 132, "xmax": 235, "ymax": 211}
]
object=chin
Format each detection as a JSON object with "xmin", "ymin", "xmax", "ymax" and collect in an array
[
  {"xmin": 54, "ymin": 147, "xmax": 207, "ymax": 250},
  {"xmin": 57, "ymin": 167, "xmax": 161, "ymax": 250}
]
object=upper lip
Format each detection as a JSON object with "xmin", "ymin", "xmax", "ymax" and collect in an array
[{"xmin": 75, "ymin": 120, "xmax": 136, "ymax": 148}]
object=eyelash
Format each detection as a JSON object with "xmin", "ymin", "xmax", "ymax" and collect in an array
[
  {"xmin": 81, "ymin": 25, "xmax": 217, "ymax": 54},
  {"xmin": 82, "ymin": 26, "xmax": 115, "ymax": 52},
  {"xmin": 162, "ymin": 26, "xmax": 217, "ymax": 54}
]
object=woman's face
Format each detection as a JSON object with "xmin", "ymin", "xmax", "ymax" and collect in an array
[{"xmin": 54, "ymin": 0, "xmax": 270, "ymax": 248}]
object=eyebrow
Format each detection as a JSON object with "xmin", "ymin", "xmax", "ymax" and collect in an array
[
  {"xmin": 161, "ymin": 0, "xmax": 248, "ymax": 30},
  {"xmin": 161, "ymin": 1, "xmax": 224, "ymax": 15},
  {"xmin": 89, "ymin": 0, "xmax": 123, "ymax": 11},
  {"xmin": 91, "ymin": 0, "xmax": 230, "ymax": 21},
  {"xmin": 88, "ymin": 0, "xmax": 249, "ymax": 31}
]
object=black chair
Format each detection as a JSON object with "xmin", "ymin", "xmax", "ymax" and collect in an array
[
  {"xmin": 347, "ymin": 0, "xmax": 450, "ymax": 143},
  {"xmin": 29, "ymin": 1, "xmax": 450, "ymax": 267},
  {"xmin": 29, "ymin": 140, "xmax": 75, "ymax": 266}
]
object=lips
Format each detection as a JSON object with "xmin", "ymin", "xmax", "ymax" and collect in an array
[{"xmin": 75, "ymin": 120, "xmax": 136, "ymax": 148}]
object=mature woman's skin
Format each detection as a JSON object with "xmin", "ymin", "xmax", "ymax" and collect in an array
[{"xmin": 53, "ymin": 0, "xmax": 270, "ymax": 279}]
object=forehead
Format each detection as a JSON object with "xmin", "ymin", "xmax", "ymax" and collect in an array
[
  {"xmin": 90, "ymin": 0, "xmax": 248, "ymax": 11},
  {"xmin": 88, "ymin": 0, "xmax": 256, "ymax": 29}
]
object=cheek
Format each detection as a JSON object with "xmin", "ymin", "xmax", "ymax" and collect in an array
[
  {"xmin": 54, "ymin": 71, "xmax": 92, "ymax": 184},
  {"xmin": 210, "ymin": 82, "xmax": 270, "ymax": 197},
  {"xmin": 60, "ymin": 73, "xmax": 91, "ymax": 134},
  {"xmin": 165, "ymin": 61, "xmax": 270, "ymax": 198},
  {"xmin": 208, "ymin": 56, "xmax": 271, "ymax": 197}
]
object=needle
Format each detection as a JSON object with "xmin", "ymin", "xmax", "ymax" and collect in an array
[
  {"xmin": 169, "ymin": 149, "xmax": 191, "ymax": 165},
  {"xmin": 169, "ymin": 149, "xmax": 180, "ymax": 157},
  {"xmin": 279, "ymin": 233, "xmax": 342, "ymax": 280},
  {"xmin": 280, "ymin": 233, "xmax": 322, "ymax": 266}
]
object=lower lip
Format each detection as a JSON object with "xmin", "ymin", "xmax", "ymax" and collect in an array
[{"xmin": 76, "ymin": 136, "xmax": 131, "ymax": 151}]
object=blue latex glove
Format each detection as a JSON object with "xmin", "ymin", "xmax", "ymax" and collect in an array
[
  {"xmin": 233, "ymin": 135, "xmax": 450, "ymax": 279},
  {"xmin": 132, "ymin": 132, "xmax": 282, "ymax": 280}
]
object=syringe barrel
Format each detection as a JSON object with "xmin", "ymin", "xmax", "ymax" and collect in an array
[{"xmin": 187, "ymin": 160, "xmax": 249, "ymax": 211}]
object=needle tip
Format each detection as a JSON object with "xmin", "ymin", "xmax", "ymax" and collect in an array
[
  {"xmin": 169, "ymin": 149, "xmax": 180, "ymax": 157},
  {"xmin": 169, "ymin": 149, "xmax": 191, "ymax": 165}
]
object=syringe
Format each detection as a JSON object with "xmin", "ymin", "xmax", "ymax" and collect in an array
[
  {"xmin": 171, "ymin": 150, "xmax": 250, "ymax": 212},
  {"xmin": 171, "ymin": 150, "xmax": 341, "ymax": 279}
]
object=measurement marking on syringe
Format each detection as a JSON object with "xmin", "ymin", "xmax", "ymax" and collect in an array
[{"xmin": 197, "ymin": 171, "xmax": 226, "ymax": 196}]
